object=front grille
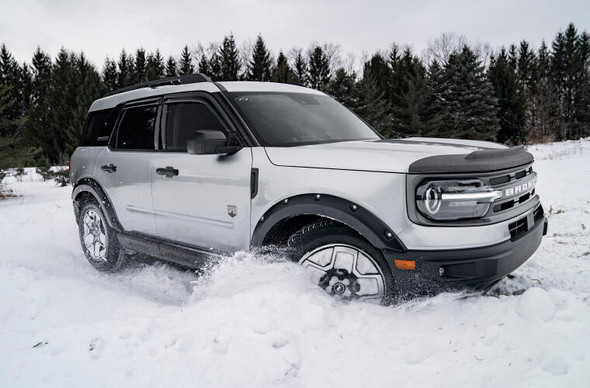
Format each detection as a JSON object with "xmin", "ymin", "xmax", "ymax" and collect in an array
[{"xmin": 490, "ymin": 165, "xmax": 536, "ymax": 214}]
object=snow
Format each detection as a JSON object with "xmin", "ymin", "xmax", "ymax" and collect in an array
[{"xmin": 1, "ymin": 140, "xmax": 590, "ymax": 388}]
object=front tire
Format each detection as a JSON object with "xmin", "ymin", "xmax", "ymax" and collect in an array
[
  {"xmin": 77, "ymin": 201, "xmax": 125, "ymax": 272},
  {"xmin": 287, "ymin": 220, "xmax": 395, "ymax": 303}
]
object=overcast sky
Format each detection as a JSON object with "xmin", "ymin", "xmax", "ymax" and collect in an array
[{"xmin": 1, "ymin": 0, "xmax": 588, "ymax": 69}]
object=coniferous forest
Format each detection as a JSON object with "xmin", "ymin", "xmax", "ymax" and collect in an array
[{"xmin": 0, "ymin": 23, "xmax": 588, "ymax": 167}]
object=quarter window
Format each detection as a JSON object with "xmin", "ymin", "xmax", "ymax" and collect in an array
[
  {"xmin": 115, "ymin": 105, "xmax": 158, "ymax": 150},
  {"xmin": 80, "ymin": 108, "xmax": 113, "ymax": 146},
  {"xmin": 164, "ymin": 102, "xmax": 225, "ymax": 151}
]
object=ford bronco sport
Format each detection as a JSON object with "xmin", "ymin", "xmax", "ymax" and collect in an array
[{"xmin": 71, "ymin": 74, "xmax": 548, "ymax": 302}]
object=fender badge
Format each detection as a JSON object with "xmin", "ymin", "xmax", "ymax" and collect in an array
[{"xmin": 227, "ymin": 205, "xmax": 237, "ymax": 218}]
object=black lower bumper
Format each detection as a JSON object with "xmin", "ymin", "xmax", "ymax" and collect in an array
[{"xmin": 384, "ymin": 210, "xmax": 548, "ymax": 297}]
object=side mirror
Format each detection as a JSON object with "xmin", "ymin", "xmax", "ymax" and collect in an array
[{"xmin": 186, "ymin": 130, "xmax": 241, "ymax": 155}]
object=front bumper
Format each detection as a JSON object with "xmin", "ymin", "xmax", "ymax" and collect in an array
[{"xmin": 384, "ymin": 206, "xmax": 548, "ymax": 296}]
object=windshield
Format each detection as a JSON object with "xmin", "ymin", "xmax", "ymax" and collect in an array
[{"xmin": 229, "ymin": 92, "xmax": 380, "ymax": 146}]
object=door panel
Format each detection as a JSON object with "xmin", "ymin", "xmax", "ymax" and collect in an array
[
  {"xmin": 95, "ymin": 149, "xmax": 156, "ymax": 235},
  {"xmin": 151, "ymin": 149, "xmax": 252, "ymax": 251},
  {"xmin": 151, "ymin": 100, "xmax": 252, "ymax": 252}
]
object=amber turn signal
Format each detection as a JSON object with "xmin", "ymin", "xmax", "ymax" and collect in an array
[{"xmin": 394, "ymin": 259, "xmax": 416, "ymax": 270}]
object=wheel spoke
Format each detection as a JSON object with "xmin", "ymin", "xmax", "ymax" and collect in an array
[
  {"xmin": 332, "ymin": 248, "xmax": 355, "ymax": 273},
  {"xmin": 355, "ymin": 276, "xmax": 380, "ymax": 297},
  {"xmin": 83, "ymin": 233, "xmax": 94, "ymax": 246},
  {"xmin": 302, "ymin": 247, "xmax": 334, "ymax": 269},
  {"xmin": 299, "ymin": 244, "xmax": 386, "ymax": 302}
]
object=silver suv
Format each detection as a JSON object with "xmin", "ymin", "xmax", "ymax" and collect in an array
[{"xmin": 71, "ymin": 74, "xmax": 548, "ymax": 303}]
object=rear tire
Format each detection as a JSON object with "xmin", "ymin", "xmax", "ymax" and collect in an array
[
  {"xmin": 287, "ymin": 220, "xmax": 395, "ymax": 303},
  {"xmin": 77, "ymin": 200, "xmax": 126, "ymax": 272}
]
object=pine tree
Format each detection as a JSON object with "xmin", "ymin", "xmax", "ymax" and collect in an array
[
  {"xmin": 550, "ymin": 23, "xmax": 588, "ymax": 139},
  {"xmin": 508, "ymin": 44, "xmax": 518, "ymax": 69},
  {"xmin": 247, "ymin": 35, "xmax": 272, "ymax": 81},
  {"xmin": 515, "ymin": 41, "xmax": 538, "ymax": 139},
  {"xmin": 574, "ymin": 31, "xmax": 590, "ymax": 137},
  {"xmin": 198, "ymin": 55, "xmax": 209, "ymax": 75},
  {"xmin": 517, "ymin": 41, "xmax": 537, "ymax": 92},
  {"xmin": 165, "ymin": 56, "xmax": 177, "ymax": 78},
  {"xmin": 67, "ymin": 53, "xmax": 104, "ymax": 155},
  {"xmin": 217, "ymin": 35, "xmax": 241, "ymax": 81},
  {"xmin": 308, "ymin": 46, "xmax": 330, "ymax": 91},
  {"xmin": 327, "ymin": 67, "xmax": 356, "ymax": 107},
  {"xmin": 0, "ymin": 84, "xmax": 19, "ymax": 136},
  {"xmin": 179, "ymin": 45, "xmax": 194, "ymax": 75},
  {"xmin": 292, "ymin": 50, "xmax": 308, "ymax": 86},
  {"xmin": 528, "ymin": 41, "xmax": 558, "ymax": 141},
  {"xmin": 102, "ymin": 57, "xmax": 118, "ymax": 91},
  {"xmin": 389, "ymin": 48, "xmax": 426, "ymax": 136},
  {"xmin": 352, "ymin": 72, "xmax": 394, "ymax": 137},
  {"xmin": 489, "ymin": 48, "xmax": 527, "ymax": 144},
  {"xmin": 21, "ymin": 48, "xmax": 52, "ymax": 153},
  {"xmin": 133, "ymin": 48, "xmax": 147, "ymax": 83},
  {"xmin": 20, "ymin": 63, "xmax": 32, "ymax": 118},
  {"xmin": 146, "ymin": 50, "xmax": 165, "ymax": 81},
  {"xmin": 208, "ymin": 52, "xmax": 222, "ymax": 80},
  {"xmin": 441, "ymin": 46, "xmax": 500, "ymax": 140},
  {"xmin": 421, "ymin": 60, "xmax": 450, "ymax": 137},
  {"xmin": 117, "ymin": 49, "xmax": 134, "ymax": 88},
  {"xmin": 0, "ymin": 44, "xmax": 23, "ymax": 134},
  {"xmin": 364, "ymin": 53, "xmax": 393, "ymax": 103},
  {"xmin": 271, "ymin": 52, "xmax": 294, "ymax": 83},
  {"xmin": 47, "ymin": 49, "xmax": 77, "ymax": 161}
]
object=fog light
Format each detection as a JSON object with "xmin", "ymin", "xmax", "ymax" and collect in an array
[
  {"xmin": 439, "ymin": 267, "xmax": 445, "ymax": 276},
  {"xmin": 394, "ymin": 259, "xmax": 416, "ymax": 270}
]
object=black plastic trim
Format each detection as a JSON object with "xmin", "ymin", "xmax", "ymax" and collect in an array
[
  {"xmin": 251, "ymin": 194, "xmax": 406, "ymax": 251},
  {"xmin": 409, "ymin": 146, "xmax": 534, "ymax": 174},
  {"xmin": 72, "ymin": 178, "xmax": 124, "ymax": 232},
  {"xmin": 117, "ymin": 231, "xmax": 224, "ymax": 269},
  {"xmin": 384, "ymin": 211, "xmax": 547, "ymax": 296},
  {"xmin": 251, "ymin": 168, "xmax": 259, "ymax": 199}
]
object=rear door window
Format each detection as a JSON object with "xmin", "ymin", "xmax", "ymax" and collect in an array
[{"xmin": 114, "ymin": 105, "xmax": 158, "ymax": 150}]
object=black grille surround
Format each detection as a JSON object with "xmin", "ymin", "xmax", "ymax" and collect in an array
[{"xmin": 407, "ymin": 163, "xmax": 540, "ymax": 227}]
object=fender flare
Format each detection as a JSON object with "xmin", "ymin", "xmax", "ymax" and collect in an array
[
  {"xmin": 251, "ymin": 194, "xmax": 406, "ymax": 251},
  {"xmin": 72, "ymin": 178, "xmax": 124, "ymax": 232}
]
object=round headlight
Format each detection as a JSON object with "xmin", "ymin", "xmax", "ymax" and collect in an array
[{"xmin": 424, "ymin": 185, "xmax": 442, "ymax": 215}]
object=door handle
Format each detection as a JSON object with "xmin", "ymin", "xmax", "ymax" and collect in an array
[
  {"xmin": 156, "ymin": 166, "xmax": 179, "ymax": 178},
  {"xmin": 101, "ymin": 163, "xmax": 117, "ymax": 173}
]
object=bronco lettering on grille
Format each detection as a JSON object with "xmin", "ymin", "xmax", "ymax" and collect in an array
[{"xmin": 504, "ymin": 178, "xmax": 536, "ymax": 197}]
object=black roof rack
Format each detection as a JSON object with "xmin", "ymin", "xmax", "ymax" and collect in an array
[{"xmin": 103, "ymin": 73, "xmax": 212, "ymax": 97}]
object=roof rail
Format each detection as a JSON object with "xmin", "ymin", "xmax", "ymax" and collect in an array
[{"xmin": 103, "ymin": 73, "xmax": 212, "ymax": 97}]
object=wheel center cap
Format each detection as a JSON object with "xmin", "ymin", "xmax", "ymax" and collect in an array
[{"xmin": 333, "ymin": 282, "xmax": 346, "ymax": 295}]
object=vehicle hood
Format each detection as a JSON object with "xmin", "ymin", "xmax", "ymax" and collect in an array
[{"xmin": 264, "ymin": 137, "xmax": 508, "ymax": 174}]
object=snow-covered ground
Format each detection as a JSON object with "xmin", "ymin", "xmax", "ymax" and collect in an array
[{"xmin": 1, "ymin": 140, "xmax": 589, "ymax": 388}]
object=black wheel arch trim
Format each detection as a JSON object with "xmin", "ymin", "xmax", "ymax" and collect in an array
[
  {"xmin": 72, "ymin": 178, "xmax": 124, "ymax": 233},
  {"xmin": 251, "ymin": 194, "xmax": 406, "ymax": 252}
]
